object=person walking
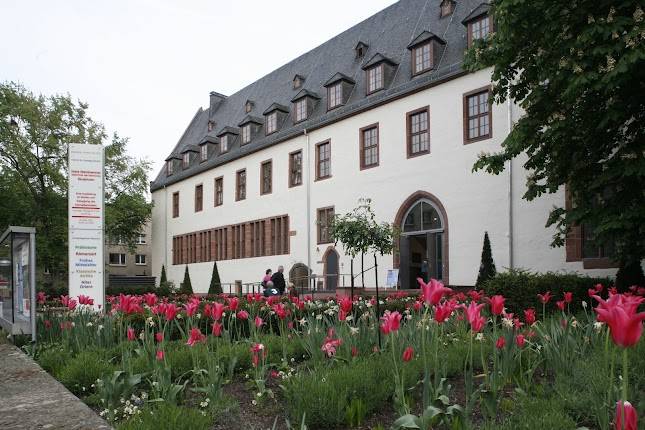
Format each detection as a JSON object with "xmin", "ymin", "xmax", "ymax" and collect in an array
[{"xmin": 271, "ymin": 265, "xmax": 286, "ymax": 295}]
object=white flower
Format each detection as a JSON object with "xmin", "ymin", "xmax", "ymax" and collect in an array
[
  {"xmin": 98, "ymin": 325, "xmax": 104, "ymax": 331},
  {"xmin": 502, "ymin": 317, "xmax": 513, "ymax": 329},
  {"xmin": 475, "ymin": 333, "xmax": 484, "ymax": 342},
  {"xmin": 316, "ymin": 314, "xmax": 322, "ymax": 320},
  {"xmin": 571, "ymin": 319, "xmax": 579, "ymax": 328},
  {"xmin": 581, "ymin": 301, "xmax": 588, "ymax": 309},
  {"xmin": 345, "ymin": 315, "xmax": 353, "ymax": 322},
  {"xmin": 298, "ymin": 318, "xmax": 307, "ymax": 326},
  {"xmin": 349, "ymin": 327, "xmax": 359, "ymax": 336},
  {"xmin": 251, "ymin": 400, "xmax": 257, "ymax": 406},
  {"xmin": 594, "ymin": 321, "xmax": 604, "ymax": 331}
]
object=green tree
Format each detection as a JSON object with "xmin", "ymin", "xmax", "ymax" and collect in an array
[
  {"xmin": 476, "ymin": 231, "xmax": 496, "ymax": 287},
  {"xmin": 0, "ymin": 82, "xmax": 152, "ymax": 287},
  {"xmin": 160, "ymin": 264, "xmax": 168, "ymax": 285},
  {"xmin": 465, "ymin": 3, "xmax": 645, "ymax": 274},
  {"xmin": 180, "ymin": 265, "xmax": 193, "ymax": 295},
  {"xmin": 208, "ymin": 261, "xmax": 222, "ymax": 295}
]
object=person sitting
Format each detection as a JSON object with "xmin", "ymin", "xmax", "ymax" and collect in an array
[{"xmin": 263, "ymin": 280, "xmax": 279, "ymax": 297}]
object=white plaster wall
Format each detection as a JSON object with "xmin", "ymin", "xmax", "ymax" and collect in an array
[{"xmin": 151, "ymin": 68, "xmax": 617, "ymax": 293}]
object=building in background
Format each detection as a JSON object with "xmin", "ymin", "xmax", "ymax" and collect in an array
[
  {"xmin": 150, "ymin": 0, "xmax": 618, "ymax": 292},
  {"xmin": 107, "ymin": 222, "xmax": 151, "ymax": 277}
]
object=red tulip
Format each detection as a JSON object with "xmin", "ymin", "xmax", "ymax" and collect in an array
[
  {"xmin": 380, "ymin": 311, "xmax": 402, "ymax": 335},
  {"xmin": 464, "ymin": 301, "xmax": 486, "ymax": 326},
  {"xmin": 37, "ymin": 291, "xmax": 47, "ymax": 305},
  {"xmin": 489, "ymin": 295, "xmax": 505, "ymax": 315},
  {"xmin": 143, "ymin": 293, "xmax": 158, "ymax": 307},
  {"xmin": 44, "ymin": 319, "xmax": 52, "ymax": 330},
  {"xmin": 468, "ymin": 290, "xmax": 483, "ymax": 302},
  {"xmin": 495, "ymin": 336, "xmax": 506, "ymax": 350},
  {"xmin": 418, "ymin": 278, "xmax": 452, "ymax": 305},
  {"xmin": 272, "ymin": 303, "xmax": 289, "ymax": 320},
  {"xmin": 594, "ymin": 294, "xmax": 645, "ymax": 348},
  {"xmin": 614, "ymin": 400, "xmax": 637, "ymax": 430},
  {"xmin": 156, "ymin": 350, "xmax": 165, "ymax": 361},
  {"xmin": 237, "ymin": 310, "xmax": 249, "ymax": 320},
  {"xmin": 211, "ymin": 322, "xmax": 223, "ymax": 337},
  {"xmin": 537, "ymin": 291, "xmax": 552, "ymax": 304},
  {"xmin": 79, "ymin": 294, "xmax": 95, "ymax": 306},
  {"xmin": 116, "ymin": 294, "xmax": 143, "ymax": 314},
  {"xmin": 413, "ymin": 301, "xmax": 422, "ymax": 312},
  {"xmin": 186, "ymin": 327, "xmax": 206, "ymax": 346},
  {"xmin": 402, "ymin": 346, "xmax": 414, "ymax": 362},
  {"xmin": 595, "ymin": 283, "xmax": 604, "ymax": 293},
  {"xmin": 338, "ymin": 309, "xmax": 347, "ymax": 321},
  {"xmin": 556, "ymin": 300, "xmax": 566, "ymax": 311},
  {"xmin": 184, "ymin": 299, "xmax": 199, "ymax": 317},
  {"xmin": 563, "ymin": 292, "xmax": 573, "ymax": 303},
  {"xmin": 434, "ymin": 300, "xmax": 455, "ymax": 323},
  {"xmin": 155, "ymin": 332, "xmax": 164, "ymax": 343},
  {"xmin": 471, "ymin": 315, "xmax": 486, "ymax": 333},
  {"xmin": 127, "ymin": 327, "xmax": 136, "ymax": 341},
  {"xmin": 351, "ymin": 346, "xmax": 359, "ymax": 357},
  {"xmin": 227, "ymin": 297, "xmax": 239, "ymax": 312},
  {"xmin": 339, "ymin": 296, "xmax": 353, "ymax": 313},
  {"xmin": 524, "ymin": 308, "xmax": 536, "ymax": 325},
  {"xmin": 515, "ymin": 334, "xmax": 526, "ymax": 348},
  {"xmin": 588, "ymin": 288, "xmax": 597, "ymax": 298}
]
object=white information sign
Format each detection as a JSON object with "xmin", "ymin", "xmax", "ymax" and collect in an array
[
  {"xmin": 68, "ymin": 143, "xmax": 104, "ymax": 309},
  {"xmin": 385, "ymin": 269, "xmax": 399, "ymax": 288}
]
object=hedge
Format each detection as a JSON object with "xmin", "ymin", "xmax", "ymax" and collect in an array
[{"xmin": 482, "ymin": 269, "xmax": 612, "ymax": 314}]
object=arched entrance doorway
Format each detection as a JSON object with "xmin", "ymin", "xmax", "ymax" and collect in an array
[
  {"xmin": 322, "ymin": 247, "xmax": 339, "ymax": 290},
  {"xmin": 394, "ymin": 191, "xmax": 449, "ymax": 288}
]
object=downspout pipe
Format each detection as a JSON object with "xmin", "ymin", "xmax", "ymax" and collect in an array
[
  {"xmin": 304, "ymin": 129, "xmax": 311, "ymax": 289},
  {"xmin": 507, "ymin": 92, "xmax": 514, "ymax": 269}
]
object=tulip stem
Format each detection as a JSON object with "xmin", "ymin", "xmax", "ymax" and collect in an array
[{"xmin": 622, "ymin": 347, "xmax": 628, "ymax": 405}]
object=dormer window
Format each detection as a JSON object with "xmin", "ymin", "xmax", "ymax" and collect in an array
[
  {"xmin": 200, "ymin": 144, "xmax": 208, "ymax": 162},
  {"xmin": 355, "ymin": 41, "xmax": 369, "ymax": 59},
  {"xmin": 462, "ymin": 4, "xmax": 492, "ymax": 48},
  {"xmin": 220, "ymin": 135, "xmax": 228, "ymax": 153},
  {"xmin": 216, "ymin": 127, "xmax": 239, "ymax": 154},
  {"xmin": 182, "ymin": 152, "xmax": 190, "ymax": 169},
  {"xmin": 266, "ymin": 112, "xmax": 277, "ymax": 134},
  {"xmin": 166, "ymin": 160, "xmax": 174, "ymax": 175},
  {"xmin": 440, "ymin": 0, "xmax": 455, "ymax": 17},
  {"xmin": 293, "ymin": 74, "xmax": 305, "ymax": 90},
  {"xmin": 367, "ymin": 65, "xmax": 384, "ymax": 93},
  {"xmin": 407, "ymin": 31, "xmax": 446, "ymax": 76},
  {"xmin": 241, "ymin": 124, "xmax": 251, "ymax": 144},
  {"xmin": 245, "ymin": 100, "xmax": 254, "ymax": 113},
  {"xmin": 413, "ymin": 43, "xmax": 431, "ymax": 74},
  {"xmin": 328, "ymin": 83, "xmax": 342, "ymax": 110},
  {"xmin": 294, "ymin": 98, "xmax": 307, "ymax": 122},
  {"xmin": 208, "ymin": 121, "xmax": 214, "ymax": 132}
]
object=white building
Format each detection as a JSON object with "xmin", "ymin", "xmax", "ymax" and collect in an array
[{"xmin": 150, "ymin": 0, "xmax": 617, "ymax": 293}]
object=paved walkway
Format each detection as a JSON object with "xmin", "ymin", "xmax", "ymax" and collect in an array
[{"xmin": 0, "ymin": 343, "xmax": 112, "ymax": 430}]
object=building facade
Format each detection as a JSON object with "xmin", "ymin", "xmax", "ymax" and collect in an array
[
  {"xmin": 150, "ymin": 0, "xmax": 617, "ymax": 292},
  {"xmin": 107, "ymin": 223, "xmax": 152, "ymax": 277}
]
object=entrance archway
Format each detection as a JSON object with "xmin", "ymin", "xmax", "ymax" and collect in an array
[
  {"xmin": 322, "ymin": 247, "xmax": 340, "ymax": 290},
  {"xmin": 393, "ymin": 191, "xmax": 449, "ymax": 288},
  {"xmin": 289, "ymin": 263, "xmax": 310, "ymax": 291}
]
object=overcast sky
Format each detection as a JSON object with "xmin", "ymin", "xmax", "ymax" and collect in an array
[{"xmin": 0, "ymin": 0, "xmax": 397, "ymax": 181}]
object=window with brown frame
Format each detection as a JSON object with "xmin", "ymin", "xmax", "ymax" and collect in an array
[
  {"xmin": 294, "ymin": 99, "xmax": 307, "ymax": 122},
  {"xmin": 316, "ymin": 141, "xmax": 331, "ymax": 180},
  {"xmin": 367, "ymin": 64, "xmax": 384, "ymax": 93},
  {"xmin": 407, "ymin": 107, "xmax": 430, "ymax": 156},
  {"xmin": 328, "ymin": 83, "xmax": 342, "ymax": 109},
  {"xmin": 172, "ymin": 192, "xmax": 179, "ymax": 218},
  {"xmin": 214, "ymin": 177, "xmax": 223, "ymax": 206},
  {"xmin": 317, "ymin": 207, "xmax": 334, "ymax": 244},
  {"xmin": 360, "ymin": 124, "xmax": 379, "ymax": 169},
  {"xmin": 194, "ymin": 184, "xmax": 203, "ymax": 212},
  {"xmin": 412, "ymin": 43, "xmax": 432, "ymax": 74},
  {"xmin": 260, "ymin": 160, "xmax": 272, "ymax": 195},
  {"xmin": 236, "ymin": 169, "xmax": 246, "ymax": 201},
  {"xmin": 220, "ymin": 135, "xmax": 228, "ymax": 153},
  {"xmin": 200, "ymin": 145, "xmax": 208, "ymax": 162},
  {"xmin": 289, "ymin": 150, "xmax": 303, "ymax": 187},
  {"xmin": 241, "ymin": 124, "xmax": 251, "ymax": 144},
  {"xmin": 463, "ymin": 87, "xmax": 492, "ymax": 143},
  {"xmin": 182, "ymin": 153, "xmax": 190, "ymax": 169},
  {"xmin": 468, "ymin": 15, "xmax": 491, "ymax": 47},
  {"xmin": 266, "ymin": 112, "xmax": 277, "ymax": 135}
]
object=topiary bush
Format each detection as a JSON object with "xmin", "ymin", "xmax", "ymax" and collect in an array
[
  {"xmin": 476, "ymin": 231, "xmax": 496, "ymax": 287},
  {"xmin": 482, "ymin": 269, "xmax": 611, "ymax": 314},
  {"xmin": 207, "ymin": 261, "xmax": 223, "ymax": 295},
  {"xmin": 180, "ymin": 265, "xmax": 193, "ymax": 295}
]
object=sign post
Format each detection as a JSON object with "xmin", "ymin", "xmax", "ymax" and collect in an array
[{"xmin": 68, "ymin": 144, "xmax": 105, "ymax": 310}]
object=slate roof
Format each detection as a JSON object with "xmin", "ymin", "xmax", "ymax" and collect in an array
[
  {"xmin": 324, "ymin": 72, "xmax": 356, "ymax": 87},
  {"xmin": 151, "ymin": 0, "xmax": 487, "ymax": 191}
]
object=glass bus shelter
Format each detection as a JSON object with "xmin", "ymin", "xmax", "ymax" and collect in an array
[{"xmin": 0, "ymin": 226, "xmax": 36, "ymax": 341}]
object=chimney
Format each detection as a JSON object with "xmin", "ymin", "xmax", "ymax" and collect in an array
[{"xmin": 209, "ymin": 91, "xmax": 227, "ymax": 118}]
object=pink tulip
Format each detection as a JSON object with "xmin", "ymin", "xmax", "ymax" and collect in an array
[
  {"xmin": 563, "ymin": 292, "xmax": 573, "ymax": 303},
  {"xmin": 227, "ymin": 297, "xmax": 239, "ymax": 312},
  {"xmin": 237, "ymin": 310, "xmax": 249, "ymax": 320},
  {"xmin": 212, "ymin": 302, "xmax": 226, "ymax": 321},
  {"xmin": 44, "ymin": 320, "xmax": 52, "ymax": 330},
  {"xmin": 143, "ymin": 293, "xmax": 158, "ymax": 307},
  {"xmin": 463, "ymin": 301, "xmax": 485, "ymax": 326},
  {"xmin": 254, "ymin": 316, "xmax": 264, "ymax": 328},
  {"xmin": 434, "ymin": 300, "xmax": 456, "ymax": 323},
  {"xmin": 380, "ymin": 311, "xmax": 402, "ymax": 335},
  {"xmin": 339, "ymin": 296, "xmax": 353, "ymax": 313},
  {"xmin": 211, "ymin": 322, "xmax": 223, "ymax": 337},
  {"xmin": 184, "ymin": 299, "xmax": 200, "ymax": 317},
  {"xmin": 351, "ymin": 346, "xmax": 359, "ymax": 357},
  {"xmin": 524, "ymin": 308, "xmax": 536, "ymax": 325},
  {"xmin": 495, "ymin": 336, "xmax": 506, "ymax": 350},
  {"xmin": 468, "ymin": 290, "xmax": 483, "ymax": 302},
  {"xmin": 537, "ymin": 291, "xmax": 552, "ymax": 304},
  {"xmin": 272, "ymin": 303, "xmax": 289, "ymax": 320},
  {"xmin": 402, "ymin": 346, "xmax": 414, "ymax": 362},
  {"xmin": 116, "ymin": 294, "xmax": 143, "ymax": 314},
  {"xmin": 515, "ymin": 334, "xmax": 526, "ymax": 348},
  {"xmin": 78, "ymin": 295, "xmax": 94, "ymax": 306},
  {"xmin": 556, "ymin": 300, "xmax": 566, "ymax": 311},
  {"xmin": 186, "ymin": 327, "xmax": 206, "ymax": 346},
  {"xmin": 37, "ymin": 291, "xmax": 47, "ymax": 305},
  {"xmin": 594, "ymin": 294, "xmax": 645, "ymax": 348},
  {"xmin": 155, "ymin": 332, "xmax": 164, "ymax": 343},
  {"xmin": 156, "ymin": 350, "xmax": 165, "ymax": 361},
  {"xmin": 614, "ymin": 400, "xmax": 637, "ymax": 430},
  {"xmin": 471, "ymin": 315, "xmax": 486, "ymax": 332},
  {"xmin": 127, "ymin": 327, "xmax": 136, "ymax": 341},
  {"xmin": 418, "ymin": 278, "xmax": 452, "ymax": 305},
  {"xmin": 488, "ymin": 295, "xmax": 505, "ymax": 315}
]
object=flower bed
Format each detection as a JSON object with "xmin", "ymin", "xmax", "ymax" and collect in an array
[{"xmin": 32, "ymin": 281, "xmax": 645, "ymax": 429}]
